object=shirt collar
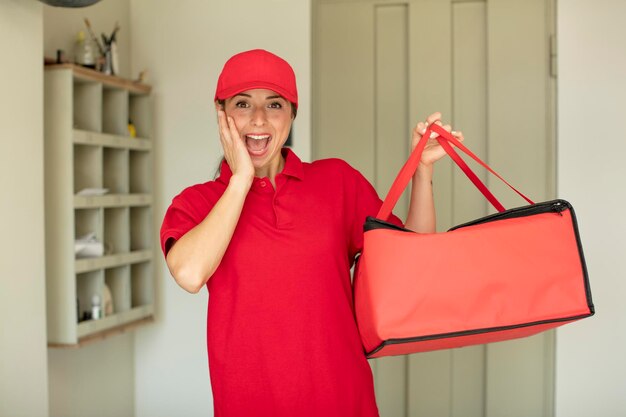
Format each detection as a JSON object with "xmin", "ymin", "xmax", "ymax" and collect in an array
[{"xmin": 217, "ymin": 148, "xmax": 304, "ymax": 184}]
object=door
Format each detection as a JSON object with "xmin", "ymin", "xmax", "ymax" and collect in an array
[{"xmin": 313, "ymin": 0, "xmax": 557, "ymax": 416}]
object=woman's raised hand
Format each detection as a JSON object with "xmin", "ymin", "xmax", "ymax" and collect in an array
[
  {"xmin": 411, "ymin": 112, "xmax": 464, "ymax": 168},
  {"xmin": 217, "ymin": 110, "xmax": 255, "ymax": 184}
]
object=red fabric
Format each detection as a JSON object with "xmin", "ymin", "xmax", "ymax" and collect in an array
[
  {"xmin": 378, "ymin": 124, "xmax": 534, "ymax": 219},
  {"xmin": 160, "ymin": 148, "xmax": 402, "ymax": 417},
  {"xmin": 355, "ymin": 209, "xmax": 591, "ymax": 357},
  {"xmin": 214, "ymin": 49, "xmax": 298, "ymax": 108}
]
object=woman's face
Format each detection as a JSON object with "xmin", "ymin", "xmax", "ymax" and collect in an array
[{"xmin": 220, "ymin": 88, "xmax": 294, "ymax": 174}]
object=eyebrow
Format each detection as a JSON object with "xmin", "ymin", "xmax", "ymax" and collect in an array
[{"xmin": 233, "ymin": 93, "xmax": 285, "ymax": 101}]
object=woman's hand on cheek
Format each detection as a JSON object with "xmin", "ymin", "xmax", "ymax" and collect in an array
[{"xmin": 217, "ymin": 110, "xmax": 255, "ymax": 184}]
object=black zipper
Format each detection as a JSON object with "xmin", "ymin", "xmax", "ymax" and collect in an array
[
  {"xmin": 366, "ymin": 311, "xmax": 594, "ymax": 357},
  {"xmin": 365, "ymin": 200, "xmax": 571, "ymax": 234},
  {"xmin": 448, "ymin": 199, "xmax": 570, "ymax": 231},
  {"xmin": 363, "ymin": 217, "xmax": 411, "ymax": 233}
]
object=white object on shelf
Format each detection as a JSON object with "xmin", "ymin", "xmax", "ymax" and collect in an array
[
  {"xmin": 76, "ymin": 187, "xmax": 109, "ymax": 196},
  {"xmin": 91, "ymin": 294, "xmax": 102, "ymax": 320},
  {"xmin": 75, "ymin": 232, "xmax": 104, "ymax": 258}
]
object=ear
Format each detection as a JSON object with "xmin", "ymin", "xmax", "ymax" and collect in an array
[{"xmin": 214, "ymin": 100, "xmax": 224, "ymax": 112}]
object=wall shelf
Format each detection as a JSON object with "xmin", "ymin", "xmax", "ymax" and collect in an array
[
  {"xmin": 73, "ymin": 129, "xmax": 152, "ymax": 150},
  {"xmin": 75, "ymin": 250, "xmax": 153, "ymax": 274},
  {"xmin": 74, "ymin": 194, "xmax": 152, "ymax": 208},
  {"xmin": 44, "ymin": 64, "xmax": 155, "ymax": 347}
]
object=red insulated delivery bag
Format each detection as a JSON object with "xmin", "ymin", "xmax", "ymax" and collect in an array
[{"xmin": 353, "ymin": 124, "xmax": 594, "ymax": 359}]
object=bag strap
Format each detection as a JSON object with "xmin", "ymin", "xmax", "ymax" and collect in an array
[{"xmin": 376, "ymin": 123, "xmax": 535, "ymax": 221}]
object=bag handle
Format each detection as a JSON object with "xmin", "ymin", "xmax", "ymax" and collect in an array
[{"xmin": 376, "ymin": 123, "xmax": 535, "ymax": 221}]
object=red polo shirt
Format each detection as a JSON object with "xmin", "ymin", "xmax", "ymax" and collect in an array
[{"xmin": 161, "ymin": 149, "xmax": 402, "ymax": 417}]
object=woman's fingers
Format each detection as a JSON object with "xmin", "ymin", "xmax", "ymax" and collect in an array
[
  {"xmin": 227, "ymin": 116, "xmax": 242, "ymax": 145},
  {"xmin": 426, "ymin": 112, "xmax": 442, "ymax": 126},
  {"xmin": 217, "ymin": 110, "xmax": 232, "ymax": 147}
]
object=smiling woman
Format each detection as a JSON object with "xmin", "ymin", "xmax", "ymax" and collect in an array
[{"xmin": 159, "ymin": 49, "xmax": 460, "ymax": 417}]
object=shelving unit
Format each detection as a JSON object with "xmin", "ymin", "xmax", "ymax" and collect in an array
[{"xmin": 44, "ymin": 64, "xmax": 154, "ymax": 347}]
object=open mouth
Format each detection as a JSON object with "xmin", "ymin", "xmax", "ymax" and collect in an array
[{"xmin": 245, "ymin": 134, "xmax": 272, "ymax": 156}]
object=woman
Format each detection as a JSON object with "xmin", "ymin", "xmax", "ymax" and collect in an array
[{"xmin": 160, "ymin": 49, "xmax": 463, "ymax": 417}]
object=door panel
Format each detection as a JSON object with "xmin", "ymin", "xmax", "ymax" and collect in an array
[
  {"xmin": 451, "ymin": 345, "xmax": 485, "ymax": 417},
  {"xmin": 452, "ymin": 1, "xmax": 488, "ymax": 226},
  {"xmin": 372, "ymin": 6, "xmax": 410, "ymax": 416},
  {"xmin": 487, "ymin": 0, "xmax": 552, "ymax": 205},
  {"xmin": 314, "ymin": 2, "xmax": 375, "ymax": 179},
  {"xmin": 407, "ymin": 350, "xmax": 452, "ymax": 417},
  {"xmin": 408, "ymin": 0, "xmax": 454, "ymax": 233},
  {"xmin": 485, "ymin": 1, "xmax": 555, "ymax": 415},
  {"xmin": 375, "ymin": 4, "xmax": 410, "ymax": 220}
]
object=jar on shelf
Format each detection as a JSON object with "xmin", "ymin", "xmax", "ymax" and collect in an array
[{"xmin": 74, "ymin": 30, "xmax": 97, "ymax": 69}]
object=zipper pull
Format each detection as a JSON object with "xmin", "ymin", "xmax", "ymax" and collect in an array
[{"xmin": 551, "ymin": 202, "xmax": 566, "ymax": 216}]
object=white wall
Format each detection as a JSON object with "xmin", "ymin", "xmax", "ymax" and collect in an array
[
  {"xmin": 556, "ymin": 1, "xmax": 626, "ymax": 416},
  {"xmin": 43, "ymin": 3, "xmax": 137, "ymax": 417},
  {"xmin": 129, "ymin": 1, "xmax": 311, "ymax": 416},
  {"xmin": 0, "ymin": 1, "xmax": 48, "ymax": 416}
]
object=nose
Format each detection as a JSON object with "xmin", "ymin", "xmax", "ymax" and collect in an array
[{"xmin": 251, "ymin": 106, "xmax": 267, "ymax": 126}]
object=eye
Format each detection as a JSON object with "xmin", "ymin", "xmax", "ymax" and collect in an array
[
  {"xmin": 268, "ymin": 101, "xmax": 283, "ymax": 109},
  {"xmin": 235, "ymin": 100, "xmax": 249, "ymax": 108}
]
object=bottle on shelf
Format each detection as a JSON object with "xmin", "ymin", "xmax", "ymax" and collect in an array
[{"xmin": 91, "ymin": 294, "xmax": 102, "ymax": 320}]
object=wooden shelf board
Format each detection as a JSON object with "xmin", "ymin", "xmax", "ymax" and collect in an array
[
  {"xmin": 75, "ymin": 250, "xmax": 153, "ymax": 273},
  {"xmin": 45, "ymin": 63, "xmax": 151, "ymax": 95},
  {"xmin": 74, "ymin": 193, "xmax": 152, "ymax": 209},
  {"xmin": 48, "ymin": 316, "xmax": 154, "ymax": 349},
  {"xmin": 75, "ymin": 305, "xmax": 154, "ymax": 339},
  {"xmin": 73, "ymin": 129, "xmax": 152, "ymax": 150}
]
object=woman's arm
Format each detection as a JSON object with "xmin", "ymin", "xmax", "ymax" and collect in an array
[
  {"xmin": 404, "ymin": 112, "xmax": 463, "ymax": 233},
  {"xmin": 166, "ymin": 109, "xmax": 254, "ymax": 294},
  {"xmin": 405, "ymin": 164, "xmax": 435, "ymax": 233},
  {"xmin": 165, "ymin": 174, "xmax": 251, "ymax": 293}
]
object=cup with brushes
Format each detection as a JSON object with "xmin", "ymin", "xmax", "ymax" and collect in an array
[{"xmin": 82, "ymin": 18, "xmax": 120, "ymax": 75}]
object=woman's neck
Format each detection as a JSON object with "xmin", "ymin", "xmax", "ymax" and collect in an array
[{"xmin": 255, "ymin": 154, "xmax": 285, "ymax": 188}]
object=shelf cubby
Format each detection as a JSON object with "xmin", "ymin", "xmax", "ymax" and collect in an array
[
  {"xmin": 73, "ymin": 80, "xmax": 102, "ymax": 132},
  {"xmin": 73, "ymin": 144, "xmax": 102, "ymax": 193},
  {"xmin": 131, "ymin": 261, "xmax": 153, "ymax": 308},
  {"xmin": 104, "ymin": 207, "xmax": 130, "ymax": 255},
  {"xmin": 103, "ymin": 86, "xmax": 129, "ymax": 136},
  {"xmin": 103, "ymin": 147, "xmax": 129, "ymax": 194},
  {"xmin": 130, "ymin": 206, "xmax": 152, "ymax": 251},
  {"xmin": 76, "ymin": 270, "xmax": 104, "ymax": 320},
  {"xmin": 75, "ymin": 208, "xmax": 103, "ymax": 246},
  {"xmin": 129, "ymin": 93, "xmax": 152, "ymax": 139},
  {"xmin": 129, "ymin": 150, "xmax": 152, "ymax": 193},
  {"xmin": 105, "ymin": 265, "xmax": 131, "ymax": 314}
]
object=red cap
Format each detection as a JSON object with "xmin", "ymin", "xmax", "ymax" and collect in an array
[{"xmin": 214, "ymin": 49, "xmax": 298, "ymax": 108}]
